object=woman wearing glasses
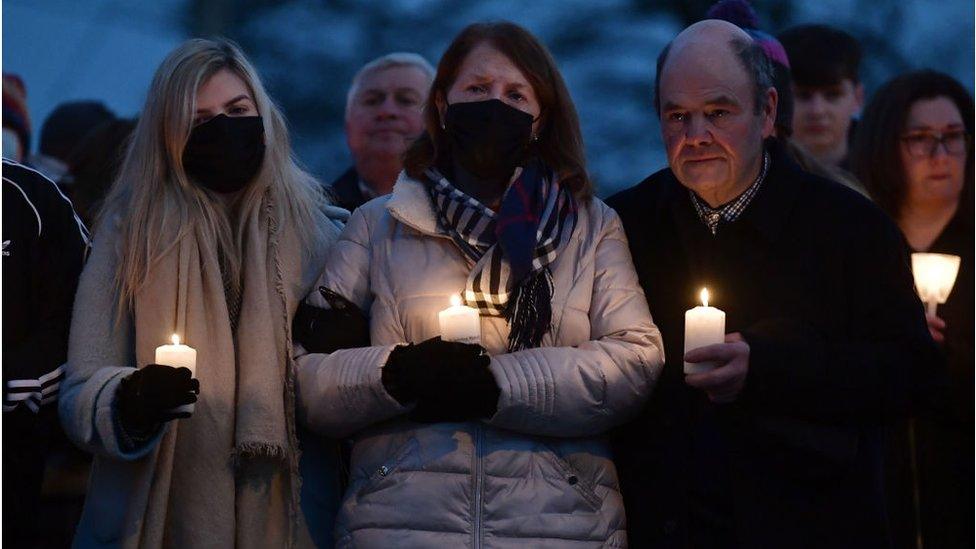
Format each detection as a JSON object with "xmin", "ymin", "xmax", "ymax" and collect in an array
[{"xmin": 851, "ymin": 69, "xmax": 973, "ymax": 549}]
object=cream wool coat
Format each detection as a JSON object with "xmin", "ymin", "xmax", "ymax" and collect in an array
[
  {"xmin": 60, "ymin": 205, "xmax": 347, "ymax": 549},
  {"xmin": 296, "ymin": 174, "xmax": 665, "ymax": 548}
]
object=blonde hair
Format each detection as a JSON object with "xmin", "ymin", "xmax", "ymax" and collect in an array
[{"xmin": 101, "ymin": 38, "xmax": 328, "ymax": 313}]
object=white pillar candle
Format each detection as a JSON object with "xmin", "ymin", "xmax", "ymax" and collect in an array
[
  {"xmin": 684, "ymin": 288, "xmax": 726, "ymax": 374},
  {"xmin": 911, "ymin": 253, "xmax": 961, "ymax": 315},
  {"xmin": 438, "ymin": 295, "xmax": 481, "ymax": 345},
  {"xmin": 154, "ymin": 334, "xmax": 198, "ymax": 414}
]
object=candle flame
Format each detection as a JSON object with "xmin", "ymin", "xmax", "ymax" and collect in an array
[
  {"xmin": 171, "ymin": 334, "xmax": 181, "ymax": 346},
  {"xmin": 700, "ymin": 288, "xmax": 710, "ymax": 308},
  {"xmin": 450, "ymin": 294, "xmax": 462, "ymax": 307}
]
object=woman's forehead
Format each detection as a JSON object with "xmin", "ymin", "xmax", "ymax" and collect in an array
[
  {"xmin": 455, "ymin": 44, "xmax": 530, "ymax": 84},
  {"xmin": 906, "ymin": 96, "xmax": 964, "ymax": 129}
]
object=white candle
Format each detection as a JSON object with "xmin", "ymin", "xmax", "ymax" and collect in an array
[
  {"xmin": 154, "ymin": 334, "xmax": 198, "ymax": 414},
  {"xmin": 438, "ymin": 295, "xmax": 481, "ymax": 344},
  {"xmin": 911, "ymin": 253, "xmax": 961, "ymax": 315},
  {"xmin": 684, "ymin": 288, "xmax": 726, "ymax": 374}
]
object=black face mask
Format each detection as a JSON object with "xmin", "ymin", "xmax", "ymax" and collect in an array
[
  {"xmin": 183, "ymin": 114, "xmax": 265, "ymax": 194},
  {"xmin": 444, "ymin": 99, "xmax": 534, "ymax": 183}
]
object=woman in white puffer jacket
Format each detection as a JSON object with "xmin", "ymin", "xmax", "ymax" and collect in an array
[{"xmin": 295, "ymin": 21, "xmax": 664, "ymax": 548}]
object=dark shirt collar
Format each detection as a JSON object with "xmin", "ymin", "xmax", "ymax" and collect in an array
[
  {"xmin": 357, "ymin": 177, "xmax": 378, "ymax": 200},
  {"xmin": 926, "ymin": 185, "xmax": 974, "ymax": 254},
  {"xmin": 330, "ymin": 166, "xmax": 369, "ymax": 211}
]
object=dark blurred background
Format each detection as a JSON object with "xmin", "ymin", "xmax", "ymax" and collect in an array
[{"xmin": 4, "ymin": 0, "xmax": 974, "ymax": 196}]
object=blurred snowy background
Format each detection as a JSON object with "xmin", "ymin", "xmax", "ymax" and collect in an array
[{"xmin": 4, "ymin": 0, "xmax": 973, "ymax": 196}]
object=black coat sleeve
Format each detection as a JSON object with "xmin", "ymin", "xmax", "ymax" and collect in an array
[
  {"xmin": 740, "ymin": 208, "xmax": 945, "ymax": 426},
  {"xmin": 2, "ymin": 166, "xmax": 88, "ymax": 411}
]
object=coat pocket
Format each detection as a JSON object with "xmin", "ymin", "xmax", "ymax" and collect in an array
[
  {"xmin": 541, "ymin": 448, "xmax": 602, "ymax": 512},
  {"xmin": 353, "ymin": 436, "xmax": 419, "ymax": 499}
]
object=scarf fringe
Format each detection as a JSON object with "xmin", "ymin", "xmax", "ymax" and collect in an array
[
  {"xmin": 505, "ymin": 267, "xmax": 554, "ymax": 352},
  {"xmin": 232, "ymin": 442, "xmax": 289, "ymax": 465},
  {"xmin": 264, "ymin": 193, "xmax": 304, "ymax": 548}
]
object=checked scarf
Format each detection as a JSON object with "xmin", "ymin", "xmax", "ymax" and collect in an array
[{"xmin": 426, "ymin": 159, "xmax": 577, "ymax": 351}]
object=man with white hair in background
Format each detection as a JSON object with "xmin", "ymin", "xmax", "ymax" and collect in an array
[{"xmin": 329, "ymin": 52, "xmax": 434, "ymax": 211}]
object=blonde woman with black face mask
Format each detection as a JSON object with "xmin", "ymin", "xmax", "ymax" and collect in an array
[{"xmin": 59, "ymin": 39, "xmax": 348, "ymax": 548}]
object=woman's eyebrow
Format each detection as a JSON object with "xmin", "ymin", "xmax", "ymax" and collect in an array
[{"xmin": 224, "ymin": 94, "xmax": 251, "ymax": 108}]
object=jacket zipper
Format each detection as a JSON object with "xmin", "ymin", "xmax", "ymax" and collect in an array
[{"xmin": 473, "ymin": 423, "xmax": 484, "ymax": 549}]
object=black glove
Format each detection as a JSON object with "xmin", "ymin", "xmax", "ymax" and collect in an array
[
  {"xmin": 116, "ymin": 364, "xmax": 200, "ymax": 433},
  {"xmin": 382, "ymin": 336, "xmax": 500, "ymax": 423},
  {"xmin": 293, "ymin": 287, "xmax": 370, "ymax": 354}
]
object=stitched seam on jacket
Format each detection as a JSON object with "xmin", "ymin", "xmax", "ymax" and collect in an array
[
  {"xmin": 533, "ymin": 352, "xmax": 555, "ymax": 418},
  {"xmin": 345, "ymin": 525, "xmax": 470, "ymax": 535}
]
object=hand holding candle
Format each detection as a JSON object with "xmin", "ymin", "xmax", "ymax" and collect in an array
[
  {"xmin": 684, "ymin": 332, "xmax": 750, "ymax": 403},
  {"xmin": 154, "ymin": 334, "xmax": 198, "ymax": 415},
  {"xmin": 683, "ymin": 288, "xmax": 726, "ymax": 374},
  {"xmin": 438, "ymin": 295, "xmax": 481, "ymax": 345}
]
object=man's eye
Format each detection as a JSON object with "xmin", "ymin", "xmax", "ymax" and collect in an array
[
  {"xmin": 362, "ymin": 95, "xmax": 383, "ymax": 106},
  {"xmin": 395, "ymin": 94, "xmax": 419, "ymax": 107},
  {"xmin": 668, "ymin": 112, "xmax": 686, "ymax": 122},
  {"xmin": 824, "ymin": 92, "xmax": 842, "ymax": 101},
  {"xmin": 707, "ymin": 110, "xmax": 728, "ymax": 119}
]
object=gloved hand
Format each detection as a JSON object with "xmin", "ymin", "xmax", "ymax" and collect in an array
[
  {"xmin": 293, "ymin": 287, "xmax": 370, "ymax": 354},
  {"xmin": 382, "ymin": 336, "xmax": 500, "ymax": 423},
  {"xmin": 116, "ymin": 364, "xmax": 200, "ymax": 433}
]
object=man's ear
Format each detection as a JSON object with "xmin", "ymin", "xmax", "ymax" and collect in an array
[
  {"xmin": 762, "ymin": 87, "xmax": 778, "ymax": 138},
  {"xmin": 854, "ymin": 82, "xmax": 865, "ymax": 111}
]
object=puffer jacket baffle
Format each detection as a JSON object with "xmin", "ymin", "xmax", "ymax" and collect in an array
[{"xmin": 296, "ymin": 173, "xmax": 665, "ymax": 548}]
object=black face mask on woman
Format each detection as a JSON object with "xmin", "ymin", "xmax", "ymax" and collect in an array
[
  {"xmin": 182, "ymin": 114, "xmax": 265, "ymax": 194},
  {"xmin": 444, "ymin": 99, "xmax": 534, "ymax": 184}
]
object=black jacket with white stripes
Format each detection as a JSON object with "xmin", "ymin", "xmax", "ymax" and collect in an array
[{"xmin": 2, "ymin": 158, "xmax": 88, "ymax": 414}]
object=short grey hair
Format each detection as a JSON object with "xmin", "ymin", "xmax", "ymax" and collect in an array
[
  {"xmin": 345, "ymin": 52, "xmax": 435, "ymax": 117},
  {"xmin": 654, "ymin": 36, "xmax": 774, "ymax": 116}
]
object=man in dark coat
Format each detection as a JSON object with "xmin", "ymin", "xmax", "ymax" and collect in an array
[
  {"xmin": 329, "ymin": 52, "xmax": 433, "ymax": 212},
  {"xmin": 608, "ymin": 20, "xmax": 940, "ymax": 549},
  {"xmin": 3, "ymin": 158, "xmax": 89, "ymax": 545}
]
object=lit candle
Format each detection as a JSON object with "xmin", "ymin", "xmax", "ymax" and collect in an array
[
  {"xmin": 154, "ymin": 334, "xmax": 198, "ymax": 414},
  {"xmin": 684, "ymin": 288, "xmax": 726, "ymax": 374},
  {"xmin": 911, "ymin": 253, "xmax": 961, "ymax": 315},
  {"xmin": 438, "ymin": 295, "xmax": 481, "ymax": 344}
]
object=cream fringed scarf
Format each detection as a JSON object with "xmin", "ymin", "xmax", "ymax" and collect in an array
[{"xmin": 129, "ymin": 191, "xmax": 311, "ymax": 548}]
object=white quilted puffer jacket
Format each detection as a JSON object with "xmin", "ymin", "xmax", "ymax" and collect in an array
[{"xmin": 296, "ymin": 174, "xmax": 664, "ymax": 548}]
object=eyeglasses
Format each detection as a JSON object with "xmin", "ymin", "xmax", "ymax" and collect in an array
[{"xmin": 900, "ymin": 130, "xmax": 970, "ymax": 158}]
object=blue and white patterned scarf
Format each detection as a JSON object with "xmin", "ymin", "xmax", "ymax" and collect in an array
[{"xmin": 426, "ymin": 159, "xmax": 577, "ymax": 351}]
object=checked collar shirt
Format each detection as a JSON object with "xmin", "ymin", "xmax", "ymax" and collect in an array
[{"xmin": 689, "ymin": 151, "xmax": 770, "ymax": 235}]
